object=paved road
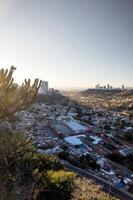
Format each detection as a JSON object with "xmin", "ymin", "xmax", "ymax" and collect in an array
[{"xmin": 62, "ymin": 161, "xmax": 133, "ymax": 200}]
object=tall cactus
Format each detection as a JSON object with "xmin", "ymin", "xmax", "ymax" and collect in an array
[{"xmin": 0, "ymin": 66, "xmax": 42, "ymax": 120}]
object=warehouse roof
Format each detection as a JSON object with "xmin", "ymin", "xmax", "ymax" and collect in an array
[{"xmin": 64, "ymin": 136, "xmax": 83, "ymax": 146}]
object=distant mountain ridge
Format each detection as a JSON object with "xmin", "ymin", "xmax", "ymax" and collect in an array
[
  {"xmin": 81, "ymin": 89, "xmax": 133, "ymax": 97},
  {"xmin": 117, "ymin": 89, "xmax": 133, "ymax": 96},
  {"xmin": 81, "ymin": 89, "xmax": 122, "ymax": 96}
]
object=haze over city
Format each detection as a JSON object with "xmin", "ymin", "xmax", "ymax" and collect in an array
[{"xmin": 0, "ymin": 0, "xmax": 133, "ymax": 89}]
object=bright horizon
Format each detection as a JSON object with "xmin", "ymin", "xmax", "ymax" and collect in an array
[{"xmin": 0, "ymin": 0, "xmax": 133, "ymax": 89}]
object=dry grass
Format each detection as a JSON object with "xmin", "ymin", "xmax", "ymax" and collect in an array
[{"xmin": 71, "ymin": 177, "xmax": 119, "ymax": 200}]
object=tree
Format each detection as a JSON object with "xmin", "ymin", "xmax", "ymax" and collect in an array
[
  {"xmin": 79, "ymin": 154, "xmax": 100, "ymax": 170},
  {"xmin": 37, "ymin": 170, "xmax": 75, "ymax": 200},
  {"xmin": 103, "ymin": 124, "xmax": 111, "ymax": 130},
  {"xmin": 124, "ymin": 132, "xmax": 133, "ymax": 142},
  {"xmin": 0, "ymin": 66, "xmax": 42, "ymax": 120},
  {"xmin": 0, "ymin": 132, "xmax": 75, "ymax": 200},
  {"xmin": 58, "ymin": 150, "xmax": 70, "ymax": 160},
  {"xmin": 107, "ymin": 153, "xmax": 124, "ymax": 164},
  {"xmin": 128, "ymin": 183, "xmax": 133, "ymax": 194},
  {"xmin": 0, "ymin": 132, "xmax": 36, "ymax": 200}
]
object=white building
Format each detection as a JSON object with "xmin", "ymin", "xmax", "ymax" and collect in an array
[
  {"xmin": 64, "ymin": 119, "xmax": 89, "ymax": 133},
  {"xmin": 119, "ymin": 147, "xmax": 133, "ymax": 157},
  {"xmin": 64, "ymin": 136, "xmax": 83, "ymax": 147},
  {"xmin": 39, "ymin": 81, "xmax": 49, "ymax": 95}
]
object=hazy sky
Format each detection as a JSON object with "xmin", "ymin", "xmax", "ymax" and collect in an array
[{"xmin": 0, "ymin": 0, "xmax": 133, "ymax": 89}]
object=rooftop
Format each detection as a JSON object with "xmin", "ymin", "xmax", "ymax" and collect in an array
[
  {"xmin": 64, "ymin": 119, "xmax": 88, "ymax": 133},
  {"xmin": 64, "ymin": 136, "xmax": 83, "ymax": 146}
]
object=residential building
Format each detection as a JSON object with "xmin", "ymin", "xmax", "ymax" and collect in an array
[{"xmin": 39, "ymin": 81, "xmax": 49, "ymax": 95}]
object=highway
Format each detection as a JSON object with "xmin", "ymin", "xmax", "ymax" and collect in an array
[{"xmin": 62, "ymin": 161, "xmax": 133, "ymax": 200}]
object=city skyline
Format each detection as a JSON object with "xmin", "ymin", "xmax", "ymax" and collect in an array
[
  {"xmin": 39, "ymin": 82, "xmax": 132, "ymax": 91},
  {"xmin": 0, "ymin": 0, "xmax": 133, "ymax": 89}
]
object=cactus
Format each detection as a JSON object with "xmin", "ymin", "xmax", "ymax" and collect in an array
[{"xmin": 0, "ymin": 66, "xmax": 42, "ymax": 120}]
